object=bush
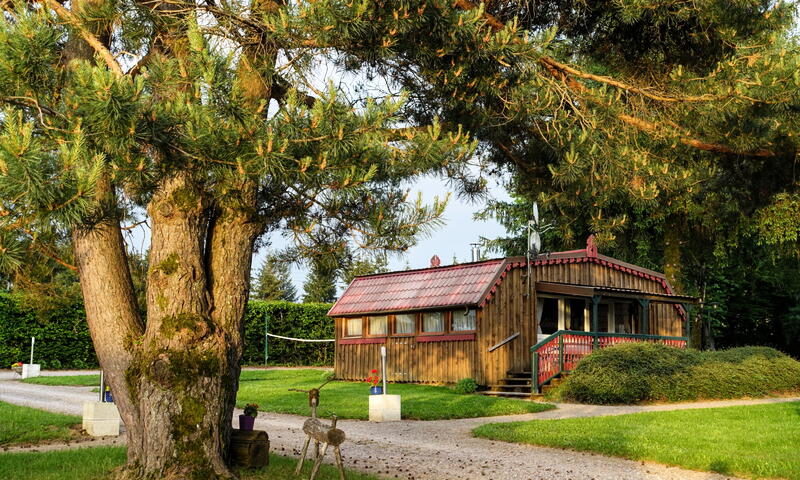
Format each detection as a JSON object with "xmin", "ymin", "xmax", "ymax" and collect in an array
[
  {"xmin": 242, "ymin": 301, "xmax": 334, "ymax": 366},
  {"xmin": 0, "ymin": 294, "xmax": 334, "ymax": 369},
  {"xmin": 454, "ymin": 377, "xmax": 478, "ymax": 394},
  {"xmin": 0, "ymin": 293, "xmax": 96, "ymax": 370},
  {"xmin": 556, "ymin": 343, "xmax": 800, "ymax": 404}
]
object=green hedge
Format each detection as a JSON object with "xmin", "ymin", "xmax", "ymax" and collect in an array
[
  {"xmin": 0, "ymin": 294, "xmax": 334, "ymax": 369},
  {"xmin": 242, "ymin": 301, "xmax": 334, "ymax": 366},
  {"xmin": 0, "ymin": 293, "xmax": 96, "ymax": 369},
  {"xmin": 555, "ymin": 343, "xmax": 800, "ymax": 404}
]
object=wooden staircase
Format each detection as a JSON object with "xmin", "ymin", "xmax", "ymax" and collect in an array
[
  {"xmin": 480, "ymin": 371, "xmax": 534, "ymax": 399},
  {"xmin": 480, "ymin": 371, "xmax": 569, "ymax": 399}
]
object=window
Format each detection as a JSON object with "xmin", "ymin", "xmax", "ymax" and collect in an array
[
  {"xmin": 538, "ymin": 298, "xmax": 558, "ymax": 335},
  {"xmin": 369, "ymin": 315, "xmax": 388, "ymax": 336},
  {"xmin": 346, "ymin": 318, "xmax": 362, "ymax": 337},
  {"xmin": 452, "ymin": 309, "xmax": 476, "ymax": 331},
  {"xmin": 422, "ymin": 312, "xmax": 444, "ymax": 333},
  {"xmin": 394, "ymin": 314, "xmax": 415, "ymax": 334},
  {"xmin": 568, "ymin": 299, "xmax": 586, "ymax": 331}
]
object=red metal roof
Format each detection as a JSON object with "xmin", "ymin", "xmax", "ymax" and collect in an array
[
  {"xmin": 328, "ymin": 259, "xmax": 508, "ymax": 316},
  {"xmin": 329, "ymin": 236, "xmax": 687, "ymax": 320}
]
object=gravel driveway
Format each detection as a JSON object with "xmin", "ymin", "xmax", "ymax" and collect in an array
[{"xmin": 3, "ymin": 370, "xmax": 797, "ymax": 480}]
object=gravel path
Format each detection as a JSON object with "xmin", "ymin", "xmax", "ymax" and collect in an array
[{"xmin": 3, "ymin": 371, "xmax": 798, "ymax": 480}]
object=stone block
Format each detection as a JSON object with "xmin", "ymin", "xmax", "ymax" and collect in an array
[
  {"xmin": 21, "ymin": 364, "xmax": 40, "ymax": 379},
  {"xmin": 82, "ymin": 402, "xmax": 121, "ymax": 436},
  {"xmin": 369, "ymin": 394, "xmax": 401, "ymax": 422}
]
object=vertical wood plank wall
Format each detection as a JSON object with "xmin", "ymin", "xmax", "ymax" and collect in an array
[{"xmin": 334, "ymin": 260, "xmax": 684, "ymax": 386}]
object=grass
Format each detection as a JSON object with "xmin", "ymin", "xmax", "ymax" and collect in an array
[
  {"xmin": 0, "ymin": 447, "xmax": 384, "ymax": 480},
  {"xmin": 23, "ymin": 375, "xmax": 100, "ymax": 387},
  {"xmin": 0, "ymin": 401, "xmax": 83, "ymax": 447},
  {"xmin": 236, "ymin": 369, "xmax": 554, "ymax": 420},
  {"xmin": 474, "ymin": 401, "xmax": 800, "ymax": 480},
  {"xmin": 20, "ymin": 369, "xmax": 555, "ymax": 420}
]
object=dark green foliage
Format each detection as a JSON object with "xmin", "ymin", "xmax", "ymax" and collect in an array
[
  {"xmin": 556, "ymin": 343, "xmax": 800, "ymax": 404},
  {"xmin": 301, "ymin": 263, "xmax": 338, "ymax": 304},
  {"xmin": 454, "ymin": 377, "xmax": 478, "ymax": 394},
  {"xmin": 0, "ymin": 296, "xmax": 333, "ymax": 369},
  {"xmin": 0, "ymin": 293, "xmax": 96, "ymax": 369},
  {"xmin": 242, "ymin": 301, "xmax": 334, "ymax": 366},
  {"xmin": 251, "ymin": 255, "xmax": 297, "ymax": 302}
]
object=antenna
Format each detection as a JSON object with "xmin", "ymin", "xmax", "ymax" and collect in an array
[{"xmin": 526, "ymin": 201, "xmax": 555, "ymax": 297}]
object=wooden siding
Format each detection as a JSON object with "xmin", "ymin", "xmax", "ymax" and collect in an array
[{"xmin": 334, "ymin": 260, "xmax": 684, "ymax": 386}]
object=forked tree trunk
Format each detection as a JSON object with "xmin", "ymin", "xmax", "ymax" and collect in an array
[{"xmin": 75, "ymin": 173, "xmax": 260, "ymax": 479}]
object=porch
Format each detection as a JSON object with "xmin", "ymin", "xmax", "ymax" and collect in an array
[{"xmin": 530, "ymin": 282, "xmax": 698, "ymax": 394}]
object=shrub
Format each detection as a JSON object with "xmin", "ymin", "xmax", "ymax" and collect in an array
[
  {"xmin": 556, "ymin": 343, "xmax": 800, "ymax": 405},
  {"xmin": 454, "ymin": 377, "xmax": 478, "ymax": 394},
  {"xmin": 0, "ymin": 294, "xmax": 334, "ymax": 369}
]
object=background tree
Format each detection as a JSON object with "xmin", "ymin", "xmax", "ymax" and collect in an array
[
  {"xmin": 251, "ymin": 254, "xmax": 296, "ymax": 302},
  {"xmin": 301, "ymin": 260, "xmax": 338, "ymax": 303}
]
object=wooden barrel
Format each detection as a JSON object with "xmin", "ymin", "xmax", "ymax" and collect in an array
[{"xmin": 230, "ymin": 429, "xmax": 270, "ymax": 468}]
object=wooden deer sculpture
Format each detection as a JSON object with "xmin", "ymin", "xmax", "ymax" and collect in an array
[{"xmin": 290, "ymin": 375, "xmax": 346, "ymax": 480}]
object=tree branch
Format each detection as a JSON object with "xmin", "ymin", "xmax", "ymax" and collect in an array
[
  {"xmin": 454, "ymin": 0, "xmax": 776, "ymax": 157},
  {"xmin": 46, "ymin": 0, "xmax": 123, "ymax": 76}
]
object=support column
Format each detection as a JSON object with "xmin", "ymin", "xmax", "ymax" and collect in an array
[
  {"xmin": 681, "ymin": 303, "xmax": 693, "ymax": 348},
  {"xmin": 591, "ymin": 295, "xmax": 602, "ymax": 348},
  {"xmin": 638, "ymin": 299, "xmax": 651, "ymax": 335}
]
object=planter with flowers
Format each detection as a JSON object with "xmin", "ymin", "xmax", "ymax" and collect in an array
[
  {"xmin": 366, "ymin": 369, "xmax": 382, "ymax": 395},
  {"xmin": 239, "ymin": 403, "xmax": 258, "ymax": 431},
  {"xmin": 10, "ymin": 362, "xmax": 23, "ymax": 376}
]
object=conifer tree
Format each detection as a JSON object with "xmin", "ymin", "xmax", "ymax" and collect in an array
[
  {"xmin": 251, "ymin": 254, "xmax": 296, "ymax": 302},
  {"xmin": 301, "ymin": 262, "xmax": 338, "ymax": 303}
]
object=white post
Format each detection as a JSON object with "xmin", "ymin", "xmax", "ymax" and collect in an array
[
  {"xmin": 29, "ymin": 337, "xmax": 35, "ymax": 365},
  {"xmin": 380, "ymin": 345, "xmax": 387, "ymax": 395}
]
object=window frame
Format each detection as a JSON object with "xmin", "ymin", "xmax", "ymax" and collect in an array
[
  {"xmin": 366, "ymin": 314, "xmax": 389, "ymax": 337},
  {"xmin": 421, "ymin": 311, "xmax": 447, "ymax": 335},
  {"xmin": 451, "ymin": 308, "xmax": 477, "ymax": 333},
  {"xmin": 344, "ymin": 317, "xmax": 364, "ymax": 338},
  {"xmin": 392, "ymin": 313, "xmax": 416, "ymax": 336}
]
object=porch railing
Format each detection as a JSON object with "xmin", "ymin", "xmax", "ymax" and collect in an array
[{"xmin": 531, "ymin": 330, "xmax": 688, "ymax": 393}]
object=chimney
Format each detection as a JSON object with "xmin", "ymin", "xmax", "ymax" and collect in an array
[
  {"xmin": 470, "ymin": 243, "xmax": 481, "ymax": 262},
  {"xmin": 430, "ymin": 255, "xmax": 441, "ymax": 268}
]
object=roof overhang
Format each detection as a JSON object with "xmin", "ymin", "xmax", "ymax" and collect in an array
[{"xmin": 536, "ymin": 281, "xmax": 699, "ymax": 304}]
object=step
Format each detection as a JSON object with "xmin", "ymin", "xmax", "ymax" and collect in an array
[
  {"xmin": 488, "ymin": 384, "xmax": 531, "ymax": 393},
  {"xmin": 479, "ymin": 391, "xmax": 533, "ymax": 398},
  {"xmin": 506, "ymin": 371, "xmax": 532, "ymax": 378},
  {"xmin": 498, "ymin": 378, "xmax": 532, "ymax": 386}
]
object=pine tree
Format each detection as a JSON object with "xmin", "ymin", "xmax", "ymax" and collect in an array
[
  {"xmin": 252, "ymin": 255, "xmax": 296, "ymax": 302},
  {"xmin": 301, "ymin": 263, "xmax": 338, "ymax": 303}
]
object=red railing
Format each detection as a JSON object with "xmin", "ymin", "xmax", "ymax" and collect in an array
[{"xmin": 532, "ymin": 330, "xmax": 688, "ymax": 392}]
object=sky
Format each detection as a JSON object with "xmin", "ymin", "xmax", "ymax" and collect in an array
[{"xmin": 256, "ymin": 173, "xmax": 513, "ymax": 296}]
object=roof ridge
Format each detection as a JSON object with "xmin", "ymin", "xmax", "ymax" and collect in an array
[{"xmin": 351, "ymin": 258, "xmax": 506, "ymax": 281}]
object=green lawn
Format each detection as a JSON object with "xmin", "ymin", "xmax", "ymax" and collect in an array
[
  {"xmin": 0, "ymin": 447, "xmax": 383, "ymax": 480},
  {"xmin": 474, "ymin": 401, "xmax": 800, "ymax": 480},
  {"xmin": 23, "ymin": 375, "xmax": 100, "ymax": 387},
  {"xmin": 0, "ymin": 401, "xmax": 83, "ymax": 447},
  {"xmin": 19, "ymin": 369, "xmax": 554, "ymax": 420},
  {"xmin": 236, "ymin": 369, "xmax": 554, "ymax": 420}
]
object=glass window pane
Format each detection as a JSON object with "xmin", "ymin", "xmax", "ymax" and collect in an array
[
  {"xmin": 422, "ymin": 312, "xmax": 444, "ymax": 332},
  {"xmin": 346, "ymin": 318, "xmax": 362, "ymax": 336},
  {"xmin": 395, "ymin": 314, "xmax": 415, "ymax": 334},
  {"xmin": 369, "ymin": 315, "xmax": 388, "ymax": 336},
  {"xmin": 539, "ymin": 298, "xmax": 558, "ymax": 334},
  {"xmin": 569, "ymin": 299, "xmax": 586, "ymax": 331},
  {"xmin": 452, "ymin": 309, "xmax": 476, "ymax": 331}
]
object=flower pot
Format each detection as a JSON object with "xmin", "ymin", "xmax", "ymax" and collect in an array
[
  {"xmin": 239, "ymin": 414, "xmax": 255, "ymax": 431},
  {"xmin": 369, "ymin": 386, "xmax": 383, "ymax": 395},
  {"xmin": 104, "ymin": 390, "xmax": 114, "ymax": 403},
  {"xmin": 11, "ymin": 366, "xmax": 22, "ymax": 376}
]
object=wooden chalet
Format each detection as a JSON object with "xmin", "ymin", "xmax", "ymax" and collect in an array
[{"xmin": 328, "ymin": 237, "xmax": 698, "ymax": 396}]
